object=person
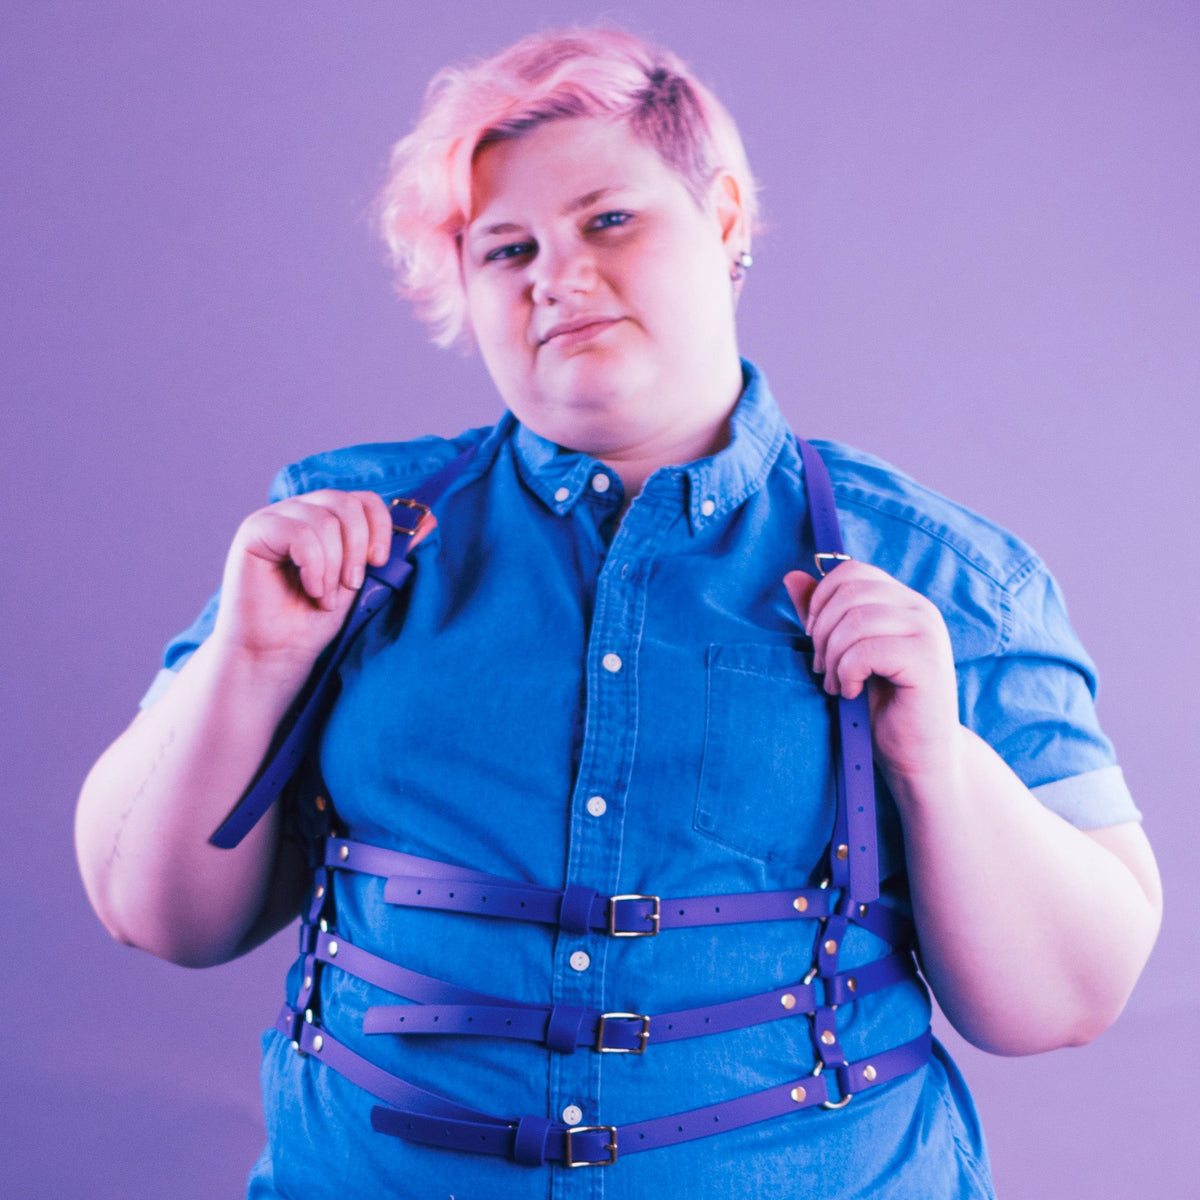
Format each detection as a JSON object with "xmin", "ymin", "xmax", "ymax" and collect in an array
[{"xmin": 75, "ymin": 27, "xmax": 1162, "ymax": 1200}]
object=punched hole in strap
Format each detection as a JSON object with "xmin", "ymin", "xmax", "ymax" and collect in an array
[{"xmin": 558, "ymin": 883, "xmax": 598, "ymax": 934}]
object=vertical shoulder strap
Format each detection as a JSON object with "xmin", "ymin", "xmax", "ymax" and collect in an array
[
  {"xmin": 795, "ymin": 437, "xmax": 880, "ymax": 904},
  {"xmin": 210, "ymin": 446, "xmax": 478, "ymax": 848}
]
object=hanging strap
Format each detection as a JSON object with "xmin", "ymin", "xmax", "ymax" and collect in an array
[
  {"xmin": 209, "ymin": 447, "xmax": 478, "ymax": 848},
  {"xmin": 795, "ymin": 438, "xmax": 879, "ymax": 905}
]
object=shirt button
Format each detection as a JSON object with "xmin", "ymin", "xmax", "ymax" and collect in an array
[
  {"xmin": 601, "ymin": 652, "xmax": 622, "ymax": 673},
  {"xmin": 700, "ymin": 498, "xmax": 716, "ymax": 517},
  {"xmin": 561, "ymin": 1105, "xmax": 583, "ymax": 1126},
  {"xmin": 586, "ymin": 795, "xmax": 607, "ymax": 817},
  {"xmin": 569, "ymin": 950, "xmax": 591, "ymax": 972},
  {"xmin": 554, "ymin": 486, "xmax": 570, "ymax": 503},
  {"xmin": 591, "ymin": 473, "xmax": 611, "ymax": 493}
]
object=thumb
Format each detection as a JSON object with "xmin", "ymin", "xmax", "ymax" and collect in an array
[{"xmin": 784, "ymin": 570, "xmax": 818, "ymax": 632}]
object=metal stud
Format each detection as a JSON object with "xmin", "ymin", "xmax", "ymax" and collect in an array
[
  {"xmin": 304, "ymin": 1008, "xmax": 314, "ymax": 1024},
  {"xmin": 780, "ymin": 993, "xmax": 797, "ymax": 1010},
  {"xmin": 338, "ymin": 844, "xmax": 350, "ymax": 861},
  {"xmin": 824, "ymin": 939, "xmax": 838, "ymax": 955},
  {"xmin": 291, "ymin": 1040, "xmax": 301, "ymax": 1053},
  {"xmin": 303, "ymin": 975, "xmax": 312, "ymax": 991},
  {"xmin": 835, "ymin": 844, "xmax": 849, "ymax": 860},
  {"xmin": 315, "ymin": 795, "xmax": 327, "ymax": 812},
  {"xmin": 790, "ymin": 1086, "xmax": 807, "ymax": 1103},
  {"xmin": 792, "ymin": 896, "xmax": 808, "ymax": 913},
  {"xmin": 846, "ymin": 977, "xmax": 857, "ymax": 992},
  {"xmin": 311, "ymin": 1034, "xmax": 323, "ymax": 1052},
  {"xmin": 319, "ymin": 918, "xmax": 329, "ymax": 933},
  {"xmin": 863, "ymin": 1065, "xmax": 877, "ymax": 1082},
  {"xmin": 820, "ymin": 1030, "xmax": 836, "ymax": 1046},
  {"xmin": 327, "ymin": 941, "xmax": 338, "ymax": 957},
  {"xmin": 314, "ymin": 884, "xmax": 325, "ymax": 900},
  {"xmin": 858, "ymin": 903, "xmax": 868, "ymax": 916}
]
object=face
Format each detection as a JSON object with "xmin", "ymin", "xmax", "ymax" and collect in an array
[{"xmin": 461, "ymin": 116, "xmax": 745, "ymax": 461}]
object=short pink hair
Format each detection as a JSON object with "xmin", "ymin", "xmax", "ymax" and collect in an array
[{"xmin": 377, "ymin": 27, "xmax": 761, "ymax": 348}]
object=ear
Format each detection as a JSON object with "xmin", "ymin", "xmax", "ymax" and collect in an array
[{"xmin": 712, "ymin": 171, "xmax": 747, "ymax": 255}]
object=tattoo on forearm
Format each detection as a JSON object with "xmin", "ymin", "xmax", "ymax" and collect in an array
[{"xmin": 106, "ymin": 727, "xmax": 177, "ymax": 866}]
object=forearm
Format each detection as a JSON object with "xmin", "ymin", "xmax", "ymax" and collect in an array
[
  {"xmin": 889, "ymin": 726, "xmax": 1161, "ymax": 1055},
  {"xmin": 75, "ymin": 637, "xmax": 312, "ymax": 967}
]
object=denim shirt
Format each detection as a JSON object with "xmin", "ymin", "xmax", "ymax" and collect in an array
[{"xmin": 152, "ymin": 362, "xmax": 1136, "ymax": 1200}]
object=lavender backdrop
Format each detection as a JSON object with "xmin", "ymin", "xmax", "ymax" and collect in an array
[{"xmin": 3, "ymin": 2, "xmax": 1197, "ymax": 1196}]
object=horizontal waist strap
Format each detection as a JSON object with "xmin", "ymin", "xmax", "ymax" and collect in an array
[
  {"xmin": 361, "ymin": 950, "xmax": 917, "ymax": 1052},
  {"xmin": 276, "ymin": 1005, "xmax": 930, "ymax": 1168},
  {"xmin": 324, "ymin": 838, "xmax": 912, "ymax": 946}
]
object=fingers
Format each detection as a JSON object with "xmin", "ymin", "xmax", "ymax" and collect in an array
[
  {"xmin": 784, "ymin": 561, "xmax": 944, "ymax": 696},
  {"xmin": 240, "ymin": 490, "xmax": 394, "ymax": 610}
]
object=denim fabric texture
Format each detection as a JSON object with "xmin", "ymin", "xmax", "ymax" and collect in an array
[{"xmin": 155, "ymin": 362, "xmax": 1135, "ymax": 1199}]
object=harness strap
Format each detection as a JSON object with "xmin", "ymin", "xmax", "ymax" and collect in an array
[
  {"xmin": 323, "ymin": 837, "xmax": 913, "ymax": 944},
  {"xmin": 209, "ymin": 446, "xmax": 479, "ymax": 848},
  {"xmin": 360, "ymin": 950, "xmax": 918, "ymax": 1051}
]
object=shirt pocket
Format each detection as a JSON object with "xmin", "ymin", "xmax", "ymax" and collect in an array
[{"xmin": 693, "ymin": 642, "xmax": 838, "ymax": 868}]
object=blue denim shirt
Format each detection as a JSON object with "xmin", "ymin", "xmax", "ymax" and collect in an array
[{"xmin": 152, "ymin": 362, "xmax": 1136, "ymax": 1199}]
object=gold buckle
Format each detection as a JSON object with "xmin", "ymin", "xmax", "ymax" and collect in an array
[
  {"xmin": 608, "ymin": 894, "xmax": 660, "ymax": 937},
  {"xmin": 389, "ymin": 496, "xmax": 431, "ymax": 536},
  {"xmin": 813, "ymin": 551, "xmax": 852, "ymax": 577},
  {"xmin": 565, "ymin": 1125, "xmax": 618, "ymax": 1167},
  {"xmin": 596, "ymin": 1012, "xmax": 651, "ymax": 1054}
]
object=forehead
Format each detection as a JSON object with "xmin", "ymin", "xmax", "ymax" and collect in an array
[{"xmin": 467, "ymin": 117, "xmax": 689, "ymax": 230}]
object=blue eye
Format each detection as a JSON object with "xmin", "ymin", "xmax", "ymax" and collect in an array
[
  {"xmin": 484, "ymin": 242, "xmax": 535, "ymax": 263},
  {"xmin": 590, "ymin": 211, "xmax": 632, "ymax": 230}
]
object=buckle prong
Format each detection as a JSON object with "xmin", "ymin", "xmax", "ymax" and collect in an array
[
  {"xmin": 389, "ymin": 496, "xmax": 431, "ymax": 537},
  {"xmin": 596, "ymin": 1012, "xmax": 651, "ymax": 1054},
  {"xmin": 813, "ymin": 552, "xmax": 852, "ymax": 577},
  {"xmin": 565, "ymin": 1125, "xmax": 618, "ymax": 1167},
  {"xmin": 608, "ymin": 893, "xmax": 661, "ymax": 937}
]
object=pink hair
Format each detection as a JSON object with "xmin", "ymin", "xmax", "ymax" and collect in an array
[{"xmin": 377, "ymin": 27, "xmax": 761, "ymax": 348}]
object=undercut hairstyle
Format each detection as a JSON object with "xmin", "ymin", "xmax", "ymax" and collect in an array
[{"xmin": 377, "ymin": 27, "xmax": 760, "ymax": 348}]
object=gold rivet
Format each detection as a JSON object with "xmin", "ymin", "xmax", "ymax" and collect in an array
[
  {"xmin": 327, "ymin": 941, "xmax": 338, "ymax": 957},
  {"xmin": 311, "ymin": 1034, "xmax": 323, "ymax": 1052},
  {"xmin": 863, "ymin": 1065, "xmax": 877, "ymax": 1082},
  {"xmin": 319, "ymin": 918, "xmax": 329, "ymax": 933},
  {"xmin": 836, "ymin": 844, "xmax": 849, "ymax": 860},
  {"xmin": 846, "ymin": 977, "xmax": 857, "ymax": 992},
  {"xmin": 790, "ymin": 1086, "xmax": 807, "ymax": 1103},
  {"xmin": 315, "ymin": 795, "xmax": 327, "ymax": 811},
  {"xmin": 338, "ymin": 845, "xmax": 350, "ymax": 861},
  {"xmin": 820, "ymin": 1030, "xmax": 836, "ymax": 1045},
  {"xmin": 304, "ymin": 1008, "xmax": 313, "ymax": 1024},
  {"xmin": 792, "ymin": 896, "xmax": 808, "ymax": 913},
  {"xmin": 314, "ymin": 884, "xmax": 325, "ymax": 900},
  {"xmin": 824, "ymin": 939, "xmax": 838, "ymax": 955},
  {"xmin": 780, "ymin": 993, "xmax": 797, "ymax": 1010},
  {"xmin": 303, "ymin": 976, "xmax": 312, "ymax": 990}
]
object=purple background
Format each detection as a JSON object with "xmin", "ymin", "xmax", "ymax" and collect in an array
[{"xmin": 3, "ymin": 1, "xmax": 1197, "ymax": 1195}]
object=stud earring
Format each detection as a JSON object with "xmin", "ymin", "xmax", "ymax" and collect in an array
[{"xmin": 731, "ymin": 251, "xmax": 754, "ymax": 282}]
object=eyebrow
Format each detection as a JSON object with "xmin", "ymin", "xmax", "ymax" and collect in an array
[{"xmin": 469, "ymin": 186, "xmax": 631, "ymax": 240}]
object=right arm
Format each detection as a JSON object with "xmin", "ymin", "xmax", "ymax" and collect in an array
[{"xmin": 75, "ymin": 489, "xmax": 398, "ymax": 967}]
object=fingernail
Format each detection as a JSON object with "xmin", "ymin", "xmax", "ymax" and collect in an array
[{"xmin": 350, "ymin": 565, "xmax": 364, "ymax": 589}]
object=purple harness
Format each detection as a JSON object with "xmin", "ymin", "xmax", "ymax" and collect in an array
[{"xmin": 212, "ymin": 436, "xmax": 932, "ymax": 1168}]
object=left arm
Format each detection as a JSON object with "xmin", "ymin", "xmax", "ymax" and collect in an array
[{"xmin": 786, "ymin": 564, "xmax": 1162, "ymax": 1056}]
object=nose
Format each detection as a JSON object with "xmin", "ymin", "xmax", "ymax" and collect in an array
[{"xmin": 529, "ymin": 238, "xmax": 595, "ymax": 306}]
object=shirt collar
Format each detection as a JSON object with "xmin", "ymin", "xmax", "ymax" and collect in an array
[{"xmin": 511, "ymin": 359, "xmax": 788, "ymax": 530}]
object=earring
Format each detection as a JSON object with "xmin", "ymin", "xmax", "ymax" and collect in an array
[{"xmin": 730, "ymin": 250, "xmax": 754, "ymax": 282}]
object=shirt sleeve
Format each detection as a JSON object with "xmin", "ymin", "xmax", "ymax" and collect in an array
[
  {"xmin": 956, "ymin": 562, "xmax": 1141, "ymax": 829},
  {"xmin": 138, "ymin": 464, "xmax": 298, "ymax": 709}
]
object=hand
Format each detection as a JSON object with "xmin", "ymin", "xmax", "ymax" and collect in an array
[
  {"xmin": 784, "ymin": 561, "xmax": 962, "ymax": 786},
  {"xmin": 212, "ymin": 490, "xmax": 435, "ymax": 671}
]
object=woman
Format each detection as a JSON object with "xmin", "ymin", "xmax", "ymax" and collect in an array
[{"xmin": 76, "ymin": 27, "xmax": 1161, "ymax": 1199}]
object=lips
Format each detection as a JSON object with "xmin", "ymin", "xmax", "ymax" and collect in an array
[{"xmin": 537, "ymin": 316, "xmax": 621, "ymax": 347}]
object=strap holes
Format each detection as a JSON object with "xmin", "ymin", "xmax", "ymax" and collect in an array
[
  {"xmin": 678, "ymin": 908, "xmax": 685, "ymax": 916},
  {"xmin": 448, "ymin": 891, "xmax": 455, "ymax": 898},
  {"xmin": 467, "ymin": 1017, "xmax": 473, "ymax": 1023},
  {"xmin": 678, "ymin": 1125, "xmax": 684, "ymax": 1132},
  {"xmin": 854, "ymin": 764, "xmax": 862, "ymax": 771},
  {"xmin": 415, "ymin": 888, "xmax": 422, "ymax": 895},
  {"xmin": 433, "ymin": 1016, "xmax": 439, "ymax": 1022},
  {"xmin": 505, "ymin": 1019, "xmax": 512, "ymax": 1026},
  {"xmin": 715, "ymin": 905, "xmax": 721, "ymax": 913},
  {"xmin": 519, "ymin": 901, "xmax": 526, "ymax": 908}
]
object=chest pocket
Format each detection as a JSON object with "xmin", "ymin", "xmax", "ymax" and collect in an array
[{"xmin": 693, "ymin": 643, "xmax": 838, "ymax": 869}]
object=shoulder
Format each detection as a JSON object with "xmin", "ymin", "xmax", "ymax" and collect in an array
[
  {"xmin": 267, "ymin": 424, "xmax": 499, "ymax": 502},
  {"xmin": 798, "ymin": 439, "xmax": 1050, "ymax": 659}
]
